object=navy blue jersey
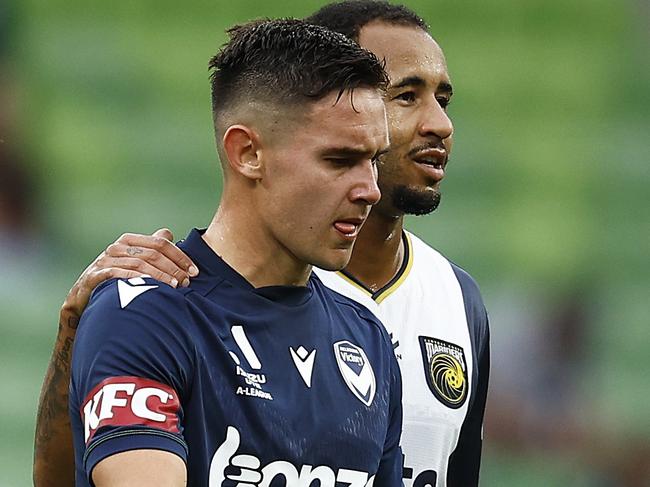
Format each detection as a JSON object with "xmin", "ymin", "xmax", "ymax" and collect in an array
[{"xmin": 70, "ymin": 229, "xmax": 403, "ymax": 486}]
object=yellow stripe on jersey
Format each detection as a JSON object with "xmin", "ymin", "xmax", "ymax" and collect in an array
[
  {"xmin": 335, "ymin": 270, "xmax": 373, "ymax": 296},
  {"xmin": 336, "ymin": 232, "xmax": 414, "ymax": 304},
  {"xmin": 374, "ymin": 232, "xmax": 413, "ymax": 304}
]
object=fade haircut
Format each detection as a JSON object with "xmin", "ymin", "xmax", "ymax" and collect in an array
[
  {"xmin": 306, "ymin": 0, "xmax": 428, "ymax": 42},
  {"xmin": 208, "ymin": 18, "xmax": 388, "ymax": 127}
]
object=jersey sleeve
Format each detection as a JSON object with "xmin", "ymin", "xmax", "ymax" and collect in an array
[
  {"xmin": 373, "ymin": 346, "xmax": 404, "ymax": 486},
  {"xmin": 447, "ymin": 264, "xmax": 491, "ymax": 487},
  {"xmin": 69, "ymin": 278, "xmax": 195, "ymax": 482}
]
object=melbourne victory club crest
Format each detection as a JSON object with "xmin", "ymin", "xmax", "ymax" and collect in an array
[
  {"xmin": 333, "ymin": 341, "xmax": 376, "ymax": 406},
  {"xmin": 418, "ymin": 336, "xmax": 468, "ymax": 409}
]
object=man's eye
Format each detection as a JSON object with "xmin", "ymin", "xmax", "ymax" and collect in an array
[
  {"xmin": 437, "ymin": 96, "xmax": 451, "ymax": 110},
  {"xmin": 393, "ymin": 91, "xmax": 416, "ymax": 103},
  {"xmin": 326, "ymin": 158, "xmax": 353, "ymax": 167},
  {"xmin": 371, "ymin": 154, "xmax": 385, "ymax": 166}
]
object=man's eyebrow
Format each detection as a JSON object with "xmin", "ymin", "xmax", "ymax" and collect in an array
[
  {"xmin": 322, "ymin": 147, "xmax": 388, "ymax": 158},
  {"xmin": 391, "ymin": 76, "xmax": 454, "ymax": 95},
  {"xmin": 392, "ymin": 76, "xmax": 425, "ymax": 89}
]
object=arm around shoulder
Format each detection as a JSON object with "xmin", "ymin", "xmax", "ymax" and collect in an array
[{"xmin": 33, "ymin": 307, "xmax": 82, "ymax": 487}]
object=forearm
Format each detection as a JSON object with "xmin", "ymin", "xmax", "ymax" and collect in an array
[
  {"xmin": 33, "ymin": 309, "xmax": 79, "ymax": 487},
  {"xmin": 33, "ymin": 228, "xmax": 195, "ymax": 486}
]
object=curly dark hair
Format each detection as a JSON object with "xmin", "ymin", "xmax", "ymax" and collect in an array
[
  {"xmin": 208, "ymin": 18, "xmax": 388, "ymax": 122},
  {"xmin": 306, "ymin": 0, "xmax": 428, "ymax": 41}
]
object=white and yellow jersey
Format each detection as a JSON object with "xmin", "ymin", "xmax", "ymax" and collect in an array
[{"xmin": 315, "ymin": 230, "xmax": 490, "ymax": 487}]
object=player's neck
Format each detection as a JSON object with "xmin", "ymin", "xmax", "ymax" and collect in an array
[
  {"xmin": 203, "ymin": 205, "xmax": 311, "ymax": 288},
  {"xmin": 342, "ymin": 211, "xmax": 405, "ymax": 292}
]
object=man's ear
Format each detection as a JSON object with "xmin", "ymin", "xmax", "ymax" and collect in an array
[{"xmin": 222, "ymin": 125, "xmax": 263, "ymax": 180}]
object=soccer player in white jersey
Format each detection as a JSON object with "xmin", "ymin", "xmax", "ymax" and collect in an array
[{"xmin": 35, "ymin": 2, "xmax": 489, "ymax": 486}]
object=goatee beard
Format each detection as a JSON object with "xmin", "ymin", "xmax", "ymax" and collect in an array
[{"xmin": 392, "ymin": 185, "xmax": 441, "ymax": 216}]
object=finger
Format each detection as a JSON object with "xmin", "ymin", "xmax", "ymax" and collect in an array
[
  {"xmin": 88, "ymin": 268, "xmax": 150, "ymax": 290},
  {"xmin": 116, "ymin": 233, "xmax": 198, "ymax": 277},
  {"xmin": 105, "ymin": 246, "xmax": 191, "ymax": 284},
  {"xmin": 152, "ymin": 228, "xmax": 174, "ymax": 241},
  {"xmin": 70, "ymin": 267, "xmax": 152, "ymax": 316},
  {"xmin": 104, "ymin": 245, "xmax": 191, "ymax": 287},
  {"xmin": 108, "ymin": 256, "xmax": 188, "ymax": 287},
  {"xmin": 95, "ymin": 264, "xmax": 178, "ymax": 290}
]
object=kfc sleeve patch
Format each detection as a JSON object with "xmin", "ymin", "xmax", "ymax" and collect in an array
[{"xmin": 81, "ymin": 376, "xmax": 181, "ymax": 443}]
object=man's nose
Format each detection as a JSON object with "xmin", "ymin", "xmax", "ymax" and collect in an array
[
  {"xmin": 419, "ymin": 97, "xmax": 453, "ymax": 141},
  {"xmin": 350, "ymin": 161, "xmax": 381, "ymax": 206}
]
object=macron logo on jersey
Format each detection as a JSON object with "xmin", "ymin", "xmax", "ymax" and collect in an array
[
  {"xmin": 209, "ymin": 426, "xmax": 375, "ymax": 487},
  {"xmin": 117, "ymin": 276, "xmax": 158, "ymax": 308},
  {"xmin": 289, "ymin": 346, "xmax": 316, "ymax": 388},
  {"xmin": 81, "ymin": 376, "xmax": 180, "ymax": 443}
]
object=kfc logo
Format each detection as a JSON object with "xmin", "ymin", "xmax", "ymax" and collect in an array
[{"xmin": 81, "ymin": 376, "xmax": 180, "ymax": 443}]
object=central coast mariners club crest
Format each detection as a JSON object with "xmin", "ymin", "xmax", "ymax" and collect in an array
[
  {"xmin": 334, "ymin": 341, "xmax": 376, "ymax": 406},
  {"xmin": 419, "ymin": 336, "xmax": 468, "ymax": 409}
]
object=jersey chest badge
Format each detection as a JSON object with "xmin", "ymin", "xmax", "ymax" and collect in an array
[
  {"xmin": 333, "ymin": 341, "xmax": 376, "ymax": 406},
  {"xmin": 418, "ymin": 336, "xmax": 468, "ymax": 409}
]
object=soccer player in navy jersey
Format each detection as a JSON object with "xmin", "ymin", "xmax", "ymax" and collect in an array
[
  {"xmin": 36, "ymin": 19, "xmax": 404, "ymax": 486},
  {"xmin": 36, "ymin": 2, "xmax": 490, "ymax": 487}
]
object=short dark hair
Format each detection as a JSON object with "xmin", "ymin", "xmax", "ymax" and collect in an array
[
  {"xmin": 306, "ymin": 0, "xmax": 428, "ymax": 41},
  {"xmin": 208, "ymin": 18, "xmax": 388, "ymax": 125}
]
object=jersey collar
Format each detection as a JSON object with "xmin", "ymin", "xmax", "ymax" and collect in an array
[
  {"xmin": 178, "ymin": 228, "xmax": 313, "ymax": 306},
  {"xmin": 336, "ymin": 231, "xmax": 414, "ymax": 304}
]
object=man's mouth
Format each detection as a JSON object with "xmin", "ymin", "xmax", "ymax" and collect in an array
[
  {"xmin": 333, "ymin": 218, "xmax": 365, "ymax": 239},
  {"xmin": 410, "ymin": 147, "xmax": 447, "ymax": 181}
]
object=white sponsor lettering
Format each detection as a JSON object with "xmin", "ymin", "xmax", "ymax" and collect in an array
[
  {"xmin": 83, "ymin": 389, "xmax": 103, "ymax": 440},
  {"xmin": 98, "ymin": 383, "xmax": 135, "ymax": 421},
  {"xmin": 132, "ymin": 387, "xmax": 169, "ymax": 422},
  {"xmin": 236, "ymin": 366, "xmax": 266, "ymax": 389},
  {"xmin": 209, "ymin": 426, "xmax": 374, "ymax": 487},
  {"xmin": 82, "ymin": 381, "xmax": 172, "ymax": 442},
  {"xmin": 235, "ymin": 386, "xmax": 273, "ymax": 400}
]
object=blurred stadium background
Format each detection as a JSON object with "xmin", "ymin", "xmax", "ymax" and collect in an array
[{"xmin": 1, "ymin": 0, "xmax": 648, "ymax": 485}]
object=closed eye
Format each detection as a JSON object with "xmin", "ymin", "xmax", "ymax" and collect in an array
[
  {"xmin": 393, "ymin": 91, "xmax": 416, "ymax": 103},
  {"xmin": 325, "ymin": 157, "xmax": 354, "ymax": 167}
]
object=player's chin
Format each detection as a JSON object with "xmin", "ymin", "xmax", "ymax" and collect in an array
[{"xmin": 311, "ymin": 247, "xmax": 354, "ymax": 272}]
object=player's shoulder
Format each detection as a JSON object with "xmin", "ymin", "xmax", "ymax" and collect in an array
[
  {"xmin": 443, "ymin": 260, "xmax": 490, "ymax": 353},
  {"xmin": 77, "ymin": 277, "xmax": 198, "ymax": 368},
  {"xmin": 407, "ymin": 230, "xmax": 483, "ymax": 297},
  {"xmin": 86, "ymin": 276, "xmax": 194, "ymax": 325},
  {"xmin": 448, "ymin": 261, "xmax": 483, "ymax": 303},
  {"xmin": 406, "ymin": 230, "xmax": 456, "ymax": 269},
  {"xmin": 72, "ymin": 277, "xmax": 197, "ymax": 422},
  {"xmin": 406, "ymin": 230, "xmax": 488, "ymax": 334}
]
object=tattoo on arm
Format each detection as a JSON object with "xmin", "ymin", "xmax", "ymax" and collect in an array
[
  {"xmin": 35, "ymin": 334, "xmax": 74, "ymax": 440},
  {"xmin": 33, "ymin": 322, "xmax": 77, "ymax": 485}
]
